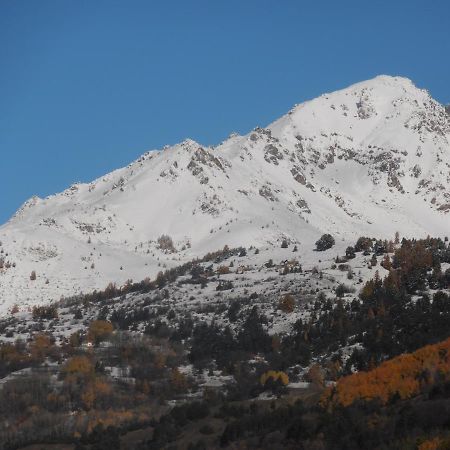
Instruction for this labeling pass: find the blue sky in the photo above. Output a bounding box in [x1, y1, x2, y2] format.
[1, 0, 449, 224]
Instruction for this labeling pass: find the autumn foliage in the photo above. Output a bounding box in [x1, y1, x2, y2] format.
[63, 355, 94, 377]
[260, 370, 289, 387]
[278, 294, 295, 313]
[87, 320, 114, 345]
[217, 265, 231, 275]
[323, 337, 450, 407]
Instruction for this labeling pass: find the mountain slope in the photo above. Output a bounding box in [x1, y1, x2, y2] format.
[1, 75, 449, 312]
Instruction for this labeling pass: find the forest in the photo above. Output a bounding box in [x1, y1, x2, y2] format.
[0, 236, 448, 449]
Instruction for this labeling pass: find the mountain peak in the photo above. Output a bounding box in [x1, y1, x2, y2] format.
[269, 74, 448, 143]
[1, 76, 448, 311]
[180, 138, 201, 148]
[339, 75, 421, 96]
[360, 74, 415, 86]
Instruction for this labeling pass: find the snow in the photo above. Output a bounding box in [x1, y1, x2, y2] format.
[0, 75, 448, 315]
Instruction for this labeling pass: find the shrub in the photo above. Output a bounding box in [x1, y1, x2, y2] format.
[306, 363, 325, 387]
[157, 234, 176, 253]
[260, 370, 289, 387]
[32, 305, 58, 320]
[217, 265, 231, 275]
[87, 320, 114, 345]
[315, 234, 335, 251]
[355, 236, 373, 252]
[335, 283, 355, 297]
[62, 355, 94, 380]
[216, 280, 234, 291]
[278, 294, 295, 313]
[346, 246, 356, 259]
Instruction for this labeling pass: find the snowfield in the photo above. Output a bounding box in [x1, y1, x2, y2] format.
[0, 75, 449, 314]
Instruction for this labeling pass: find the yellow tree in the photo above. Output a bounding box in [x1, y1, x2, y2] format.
[306, 364, 325, 388]
[63, 355, 95, 380]
[87, 320, 114, 345]
[30, 333, 52, 361]
[260, 370, 289, 386]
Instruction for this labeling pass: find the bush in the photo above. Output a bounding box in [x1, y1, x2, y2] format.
[87, 320, 114, 345]
[217, 265, 230, 275]
[32, 305, 58, 320]
[216, 280, 234, 291]
[157, 234, 176, 253]
[279, 294, 295, 313]
[335, 283, 355, 297]
[260, 370, 289, 394]
[355, 236, 373, 252]
[315, 234, 335, 251]
[346, 246, 356, 259]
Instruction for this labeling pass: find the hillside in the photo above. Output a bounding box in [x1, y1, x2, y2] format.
[0, 234, 449, 449]
[0, 75, 449, 312]
[0, 232, 448, 448]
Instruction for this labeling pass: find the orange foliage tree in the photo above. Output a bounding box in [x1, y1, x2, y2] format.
[87, 320, 114, 345]
[260, 370, 289, 387]
[63, 355, 95, 380]
[323, 337, 450, 408]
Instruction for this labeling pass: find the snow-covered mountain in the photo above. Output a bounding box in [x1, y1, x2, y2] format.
[1, 75, 449, 312]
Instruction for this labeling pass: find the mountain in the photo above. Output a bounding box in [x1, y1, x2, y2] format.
[1, 75, 449, 312]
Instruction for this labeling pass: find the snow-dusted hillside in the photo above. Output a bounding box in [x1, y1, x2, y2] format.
[1, 75, 449, 312]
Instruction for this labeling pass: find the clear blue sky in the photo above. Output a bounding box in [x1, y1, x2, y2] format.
[1, 0, 449, 224]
